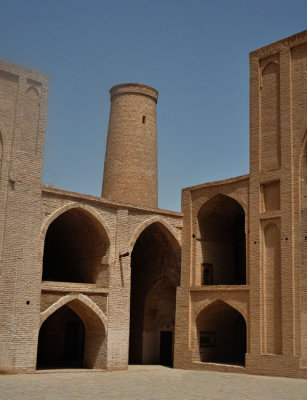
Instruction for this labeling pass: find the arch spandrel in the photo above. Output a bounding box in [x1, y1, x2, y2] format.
[129, 216, 181, 252]
[194, 299, 248, 325]
[195, 299, 247, 365]
[40, 293, 107, 333]
[39, 202, 113, 265]
[196, 193, 247, 220]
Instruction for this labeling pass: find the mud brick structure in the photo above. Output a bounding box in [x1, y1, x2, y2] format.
[0, 31, 306, 378]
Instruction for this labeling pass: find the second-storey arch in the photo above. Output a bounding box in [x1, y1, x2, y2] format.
[41, 205, 110, 285]
[197, 194, 246, 285]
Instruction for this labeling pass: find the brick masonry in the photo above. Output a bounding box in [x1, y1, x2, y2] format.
[0, 31, 306, 378]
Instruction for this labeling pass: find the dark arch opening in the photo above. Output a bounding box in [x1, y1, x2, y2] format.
[42, 208, 110, 284]
[129, 222, 180, 367]
[196, 301, 246, 366]
[198, 194, 246, 285]
[37, 305, 85, 369]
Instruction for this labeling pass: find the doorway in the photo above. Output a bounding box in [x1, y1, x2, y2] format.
[160, 331, 173, 367]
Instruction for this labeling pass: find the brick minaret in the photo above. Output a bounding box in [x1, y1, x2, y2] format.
[102, 83, 159, 208]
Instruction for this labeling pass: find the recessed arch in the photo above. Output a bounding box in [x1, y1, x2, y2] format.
[260, 61, 280, 171]
[26, 85, 40, 96]
[40, 203, 112, 254]
[194, 298, 247, 325]
[0, 131, 2, 162]
[129, 221, 181, 366]
[37, 296, 106, 369]
[195, 193, 247, 218]
[129, 216, 181, 252]
[262, 222, 282, 355]
[0, 122, 9, 166]
[261, 61, 279, 76]
[40, 204, 111, 284]
[197, 194, 246, 285]
[40, 294, 107, 331]
[300, 129, 307, 210]
[196, 300, 246, 366]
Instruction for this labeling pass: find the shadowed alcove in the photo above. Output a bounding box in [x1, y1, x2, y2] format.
[42, 208, 110, 284]
[198, 195, 246, 285]
[129, 222, 180, 367]
[37, 300, 106, 369]
[196, 300, 246, 366]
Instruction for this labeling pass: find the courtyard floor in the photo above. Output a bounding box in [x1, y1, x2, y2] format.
[0, 365, 306, 400]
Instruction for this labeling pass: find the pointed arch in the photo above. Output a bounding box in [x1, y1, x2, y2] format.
[196, 193, 247, 218]
[26, 85, 40, 96]
[37, 294, 107, 369]
[0, 131, 2, 162]
[40, 202, 112, 249]
[40, 294, 107, 332]
[262, 222, 282, 355]
[261, 61, 279, 76]
[129, 216, 181, 252]
[194, 299, 247, 325]
[195, 299, 246, 366]
[197, 194, 246, 285]
[39, 203, 112, 284]
[299, 129, 307, 210]
[129, 218, 181, 366]
[0, 122, 8, 163]
[260, 61, 280, 171]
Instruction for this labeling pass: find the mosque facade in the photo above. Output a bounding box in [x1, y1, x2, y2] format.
[0, 30, 306, 378]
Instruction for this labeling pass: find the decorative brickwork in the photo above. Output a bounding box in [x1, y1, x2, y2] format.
[0, 31, 306, 378]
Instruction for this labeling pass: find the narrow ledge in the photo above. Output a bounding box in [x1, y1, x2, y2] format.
[190, 285, 250, 292]
[41, 281, 109, 294]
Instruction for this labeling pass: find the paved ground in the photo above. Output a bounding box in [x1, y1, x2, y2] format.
[0, 365, 306, 400]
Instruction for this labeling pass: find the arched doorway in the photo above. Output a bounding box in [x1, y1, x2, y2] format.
[129, 222, 180, 366]
[196, 301, 246, 366]
[42, 208, 110, 284]
[37, 299, 106, 370]
[198, 195, 246, 285]
[37, 305, 85, 369]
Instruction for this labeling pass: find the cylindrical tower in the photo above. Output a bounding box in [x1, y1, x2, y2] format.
[102, 83, 159, 208]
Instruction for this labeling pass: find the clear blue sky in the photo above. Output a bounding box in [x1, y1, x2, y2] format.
[0, 1, 306, 211]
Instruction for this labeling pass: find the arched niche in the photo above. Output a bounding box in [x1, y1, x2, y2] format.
[129, 222, 181, 366]
[197, 194, 246, 285]
[0, 132, 2, 161]
[37, 299, 106, 369]
[42, 207, 110, 285]
[263, 223, 282, 355]
[21, 86, 40, 154]
[196, 300, 246, 366]
[301, 135, 307, 210]
[0, 131, 3, 179]
[260, 62, 280, 171]
[300, 134, 307, 361]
